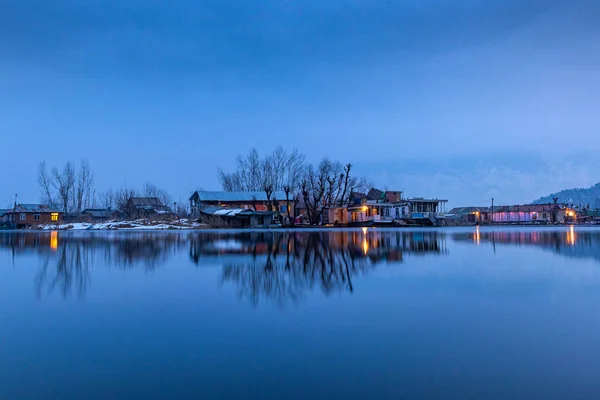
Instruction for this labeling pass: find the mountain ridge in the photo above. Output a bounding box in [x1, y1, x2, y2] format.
[533, 183, 600, 208]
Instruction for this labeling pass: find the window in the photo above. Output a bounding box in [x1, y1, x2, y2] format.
[34, 214, 41, 221]
[51, 213, 59, 222]
[20, 213, 26, 221]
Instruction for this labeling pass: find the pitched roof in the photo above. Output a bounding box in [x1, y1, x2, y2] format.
[193, 190, 287, 202]
[367, 188, 384, 201]
[129, 197, 165, 207]
[199, 206, 274, 216]
[349, 191, 367, 200]
[10, 204, 61, 213]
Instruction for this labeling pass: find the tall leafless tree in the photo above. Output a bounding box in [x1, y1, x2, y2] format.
[37, 161, 55, 205]
[52, 162, 76, 214]
[142, 183, 172, 207]
[75, 159, 94, 213]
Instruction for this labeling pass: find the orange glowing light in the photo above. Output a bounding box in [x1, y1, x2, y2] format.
[50, 231, 58, 251]
[567, 225, 576, 246]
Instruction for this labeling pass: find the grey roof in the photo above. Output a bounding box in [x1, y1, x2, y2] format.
[199, 206, 274, 217]
[193, 190, 287, 202]
[350, 191, 367, 200]
[130, 197, 165, 207]
[199, 206, 225, 215]
[367, 188, 384, 200]
[11, 204, 61, 213]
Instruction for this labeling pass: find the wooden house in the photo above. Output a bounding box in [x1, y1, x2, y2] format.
[189, 190, 287, 217]
[81, 208, 113, 222]
[198, 206, 275, 228]
[3, 204, 62, 228]
[124, 197, 173, 220]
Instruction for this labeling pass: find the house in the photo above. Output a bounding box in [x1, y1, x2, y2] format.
[578, 209, 600, 224]
[486, 203, 574, 224]
[124, 197, 173, 220]
[446, 206, 490, 225]
[405, 198, 448, 226]
[3, 204, 62, 228]
[347, 189, 410, 226]
[189, 190, 288, 217]
[81, 208, 113, 222]
[198, 206, 275, 228]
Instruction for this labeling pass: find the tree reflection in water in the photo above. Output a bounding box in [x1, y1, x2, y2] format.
[0, 232, 187, 298]
[189, 230, 448, 307]
[10, 228, 600, 303]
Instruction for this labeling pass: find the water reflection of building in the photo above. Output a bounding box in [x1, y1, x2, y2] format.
[0, 230, 448, 302]
[189, 230, 448, 307]
[0, 232, 187, 298]
[452, 229, 600, 263]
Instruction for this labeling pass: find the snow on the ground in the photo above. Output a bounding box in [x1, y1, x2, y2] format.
[40, 220, 203, 231]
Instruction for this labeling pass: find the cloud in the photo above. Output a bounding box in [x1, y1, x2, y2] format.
[363, 152, 600, 207]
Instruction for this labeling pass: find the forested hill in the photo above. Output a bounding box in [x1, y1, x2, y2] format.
[533, 183, 600, 208]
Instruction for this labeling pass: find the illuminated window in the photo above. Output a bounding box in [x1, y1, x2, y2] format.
[51, 213, 59, 222]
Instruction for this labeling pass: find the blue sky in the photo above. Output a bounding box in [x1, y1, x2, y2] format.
[1, 0, 600, 207]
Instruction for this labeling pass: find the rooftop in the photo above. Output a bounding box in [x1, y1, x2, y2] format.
[129, 197, 165, 207]
[199, 206, 274, 216]
[9, 204, 61, 213]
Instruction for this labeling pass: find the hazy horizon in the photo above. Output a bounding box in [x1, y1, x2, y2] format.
[2, 0, 599, 208]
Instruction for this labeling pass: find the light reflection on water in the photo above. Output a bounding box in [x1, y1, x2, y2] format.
[2, 228, 600, 399]
[1, 228, 600, 301]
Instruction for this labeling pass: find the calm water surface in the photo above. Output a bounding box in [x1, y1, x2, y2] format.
[2, 227, 600, 399]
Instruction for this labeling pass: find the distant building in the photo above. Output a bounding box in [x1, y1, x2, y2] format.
[3, 204, 62, 228]
[189, 190, 287, 217]
[124, 197, 173, 220]
[446, 206, 490, 225]
[81, 208, 113, 222]
[486, 203, 573, 224]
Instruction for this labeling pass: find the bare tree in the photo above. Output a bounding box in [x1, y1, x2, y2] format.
[142, 183, 172, 207]
[75, 159, 94, 213]
[37, 161, 55, 205]
[99, 189, 115, 210]
[115, 187, 136, 210]
[52, 162, 76, 214]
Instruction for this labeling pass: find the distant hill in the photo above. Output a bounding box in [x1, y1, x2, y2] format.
[533, 183, 600, 209]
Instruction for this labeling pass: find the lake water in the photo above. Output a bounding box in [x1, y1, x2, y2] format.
[2, 227, 600, 399]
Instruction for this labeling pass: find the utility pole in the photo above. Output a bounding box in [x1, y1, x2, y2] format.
[12, 194, 17, 229]
[491, 197, 494, 225]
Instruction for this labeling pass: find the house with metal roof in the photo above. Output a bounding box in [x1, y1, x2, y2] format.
[198, 205, 275, 228]
[189, 190, 287, 217]
[81, 208, 113, 222]
[3, 204, 63, 228]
